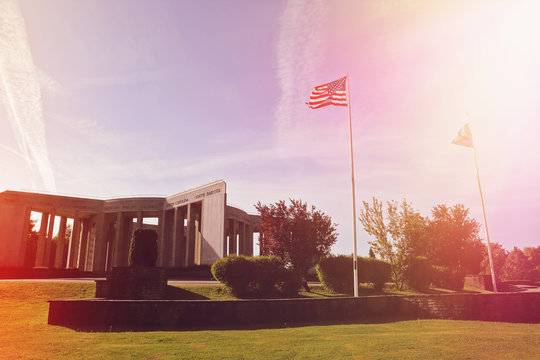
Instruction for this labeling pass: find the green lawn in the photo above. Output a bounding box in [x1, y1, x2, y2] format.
[1, 282, 539, 360]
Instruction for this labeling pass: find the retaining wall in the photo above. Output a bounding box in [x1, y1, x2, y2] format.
[48, 292, 540, 330]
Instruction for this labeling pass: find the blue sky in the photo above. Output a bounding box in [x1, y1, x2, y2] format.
[1, 0, 539, 255]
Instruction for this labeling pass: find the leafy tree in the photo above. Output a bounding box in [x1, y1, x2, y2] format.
[255, 199, 337, 290]
[425, 204, 484, 274]
[481, 242, 507, 280]
[358, 198, 426, 289]
[502, 247, 532, 281]
[524, 246, 540, 281]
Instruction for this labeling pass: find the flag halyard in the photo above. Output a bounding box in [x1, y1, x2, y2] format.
[307, 76, 348, 109]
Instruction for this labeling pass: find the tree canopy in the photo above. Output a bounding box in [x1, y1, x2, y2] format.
[359, 198, 486, 289]
[425, 204, 484, 274]
[255, 199, 337, 285]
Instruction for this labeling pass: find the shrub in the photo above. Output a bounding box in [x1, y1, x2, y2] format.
[211, 255, 301, 298]
[316, 255, 353, 293]
[405, 256, 433, 291]
[361, 258, 392, 290]
[432, 266, 465, 290]
[316, 255, 391, 293]
[128, 228, 158, 267]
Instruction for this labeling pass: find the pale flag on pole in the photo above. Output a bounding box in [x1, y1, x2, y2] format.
[451, 122, 498, 292]
[452, 123, 473, 148]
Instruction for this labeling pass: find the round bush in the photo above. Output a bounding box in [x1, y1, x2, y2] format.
[128, 228, 158, 267]
[316, 255, 353, 293]
[211, 255, 300, 298]
[362, 258, 391, 290]
[316, 255, 391, 293]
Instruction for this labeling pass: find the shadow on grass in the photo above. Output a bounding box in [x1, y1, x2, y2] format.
[165, 285, 209, 300]
[61, 316, 421, 333]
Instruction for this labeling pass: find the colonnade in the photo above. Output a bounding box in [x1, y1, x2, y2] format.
[1, 181, 259, 270]
[25, 209, 92, 270]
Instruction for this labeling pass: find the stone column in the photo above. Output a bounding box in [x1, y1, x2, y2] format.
[69, 214, 82, 268]
[137, 211, 143, 228]
[78, 218, 90, 270]
[194, 213, 202, 265]
[228, 219, 237, 256]
[245, 225, 254, 256]
[43, 211, 56, 267]
[54, 216, 67, 268]
[238, 222, 246, 255]
[92, 213, 107, 272]
[35, 212, 49, 267]
[157, 211, 166, 266]
[112, 212, 124, 267]
[173, 206, 187, 267]
[186, 204, 196, 266]
[17, 207, 31, 267]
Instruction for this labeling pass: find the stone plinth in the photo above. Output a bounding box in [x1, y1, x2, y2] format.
[95, 266, 167, 300]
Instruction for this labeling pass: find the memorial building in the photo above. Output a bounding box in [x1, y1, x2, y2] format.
[0, 180, 259, 271]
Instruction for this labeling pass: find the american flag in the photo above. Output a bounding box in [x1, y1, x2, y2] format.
[307, 76, 348, 109]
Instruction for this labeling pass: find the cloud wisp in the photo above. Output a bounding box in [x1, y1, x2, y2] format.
[275, 0, 327, 152]
[0, 0, 56, 192]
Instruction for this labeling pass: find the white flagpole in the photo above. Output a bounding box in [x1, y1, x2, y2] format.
[470, 127, 498, 292]
[346, 73, 359, 297]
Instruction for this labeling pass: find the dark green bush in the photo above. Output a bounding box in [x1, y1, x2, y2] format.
[316, 255, 391, 293]
[361, 257, 392, 290]
[316, 255, 353, 293]
[128, 228, 158, 267]
[405, 256, 433, 291]
[211, 255, 301, 298]
[432, 266, 465, 290]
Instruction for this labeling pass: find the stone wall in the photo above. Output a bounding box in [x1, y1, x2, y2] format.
[48, 292, 540, 330]
[464, 275, 494, 291]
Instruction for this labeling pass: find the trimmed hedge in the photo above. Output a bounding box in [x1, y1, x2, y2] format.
[211, 255, 301, 298]
[316, 255, 391, 293]
[128, 228, 158, 267]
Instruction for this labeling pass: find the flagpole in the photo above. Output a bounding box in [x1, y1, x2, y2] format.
[470, 125, 498, 293]
[346, 73, 359, 298]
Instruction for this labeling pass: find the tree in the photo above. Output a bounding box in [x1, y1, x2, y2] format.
[358, 198, 426, 289]
[425, 204, 484, 274]
[481, 242, 507, 280]
[502, 247, 533, 281]
[523, 246, 540, 281]
[255, 199, 337, 290]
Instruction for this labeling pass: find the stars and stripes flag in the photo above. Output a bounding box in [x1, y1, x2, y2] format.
[452, 123, 473, 148]
[306, 76, 348, 109]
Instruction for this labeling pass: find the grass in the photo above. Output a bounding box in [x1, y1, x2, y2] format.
[1, 281, 539, 359]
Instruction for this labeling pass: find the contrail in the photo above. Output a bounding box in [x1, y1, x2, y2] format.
[275, 0, 327, 151]
[0, 0, 56, 192]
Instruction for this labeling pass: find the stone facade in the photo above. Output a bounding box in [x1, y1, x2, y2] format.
[0, 180, 259, 271]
